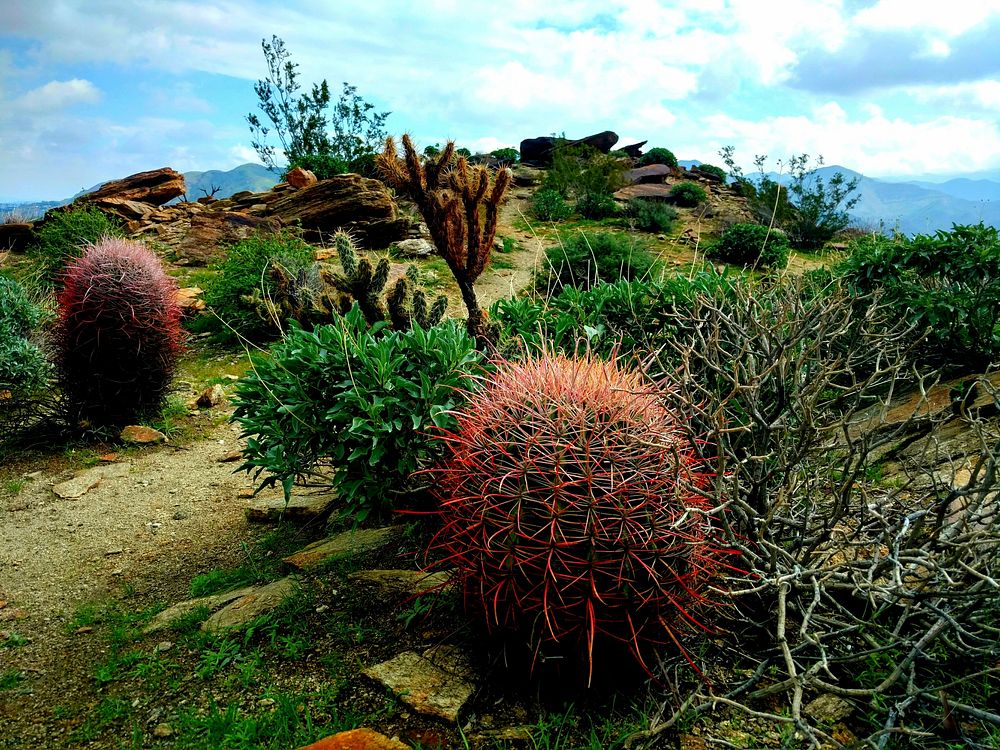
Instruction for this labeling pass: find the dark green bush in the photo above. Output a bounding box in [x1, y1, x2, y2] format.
[709, 223, 789, 270]
[537, 231, 656, 293]
[202, 230, 317, 340]
[670, 182, 707, 207]
[490, 147, 519, 163]
[626, 199, 677, 233]
[233, 306, 481, 521]
[542, 145, 626, 199]
[575, 192, 619, 220]
[286, 153, 347, 180]
[639, 147, 678, 168]
[838, 223, 1000, 368]
[697, 164, 726, 182]
[530, 188, 573, 222]
[30, 205, 125, 283]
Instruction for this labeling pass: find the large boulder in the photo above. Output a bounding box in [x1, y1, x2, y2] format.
[519, 131, 620, 166]
[169, 211, 280, 265]
[0, 223, 35, 253]
[77, 167, 186, 207]
[267, 174, 408, 247]
[572, 130, 619, 153]
[622, 164, 673, 185]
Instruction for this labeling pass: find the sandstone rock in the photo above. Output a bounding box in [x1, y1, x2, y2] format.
[91, 197, 157, 222]
[52, 471, 104, 499]
[363, 649, 476, 722]
[143, 586, 259, 633]
[394, 238, 434, 258]
[622, 164, 672, 185]
[572, 130, 619, 153]
[282, 526, 405, 571]
[169, 211, 280, 265]
[614, 184, 674, 202]
[175, 286, 205, 313]
[201, 577, 298, 632]
[615, 140, 648, 159]
[804, 693, 854, 723]
[519, 136, 560, 165]
[120, 425, 167, 444]
[0, 222, 35, 253]
[77, 167, 185, 206]
[267, 174, 408, 248]
[511, 165, 543, 187]
[294, 728, 409, 750]
[286, 167, 319, 189]
[246, 493, 337, 523]
[152, 723, 174, 738]
[349, 569, 453, 596]
[196, 384, 226, 408]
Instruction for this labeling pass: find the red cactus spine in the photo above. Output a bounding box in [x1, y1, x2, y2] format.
[57, 237, 183, 428]
[427, 353, 732, 682]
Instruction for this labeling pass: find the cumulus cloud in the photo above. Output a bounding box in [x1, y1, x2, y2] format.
[15, 78, 101, 111]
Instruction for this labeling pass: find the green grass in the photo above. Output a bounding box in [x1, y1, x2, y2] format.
[0, 670, 25, 691]
[2, 478, 25, 494]
[0, 631, 29, 648]
[188, 526, 304, 598]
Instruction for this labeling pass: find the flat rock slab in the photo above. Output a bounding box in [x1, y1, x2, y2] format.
[143, 585, 259, 634]
[349, 569, 453, 597]
[52, 472, 104, 500]
[614, 184, 674, 201]
[294, 728, 409, 749]
[246, 492, 338, 523]
[201, 576, 298, 632]
[363, 648, 476, 722]
[120, 425, 168, 444]
[282, 526, 404, 571]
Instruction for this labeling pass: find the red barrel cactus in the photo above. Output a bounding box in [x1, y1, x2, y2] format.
[427, 353, 732, 682]
[57, 237, 183, 428]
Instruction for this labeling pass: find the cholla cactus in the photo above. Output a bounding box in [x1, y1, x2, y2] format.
[377, 135, 511, 345]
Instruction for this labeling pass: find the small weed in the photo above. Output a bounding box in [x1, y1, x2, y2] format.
[0, 670, 24, 691]
[397, 596, 433, 629]
[1, 631, 29, 648]
[490, 255, 517, 271]
[3, 478, 25, 494]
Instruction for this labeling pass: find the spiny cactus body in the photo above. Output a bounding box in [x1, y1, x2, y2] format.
[377, 135, 511, 345]
[57, 237, 183, 428]
[427, 353, 731, 682]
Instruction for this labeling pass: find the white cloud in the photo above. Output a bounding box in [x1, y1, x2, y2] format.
[853, 0, 1000, 36]
[910, 80, 1000, 112]
[15, 79, 101, 112]
[701, 105, 1000, 176]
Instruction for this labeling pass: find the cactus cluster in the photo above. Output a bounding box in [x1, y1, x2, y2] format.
[377, 135, 511, 344]
[56, 237, 183, 428]
[427, 353, 732, 682]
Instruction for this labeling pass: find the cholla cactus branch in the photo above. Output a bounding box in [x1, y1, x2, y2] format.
[377, 135, 511, 346]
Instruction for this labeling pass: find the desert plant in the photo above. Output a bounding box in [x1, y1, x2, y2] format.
[426, 353, 731, 681]
[377, 136, 512, 345]
[543, 144, 626, 200]
[639, 147, 678, 168]
[669, 182, 706, 207]
[709, 222, 789, 270]
[696, 163, 726, 182]
[538, 231, 655, 293]
[625, 199, 677, 233]
[247, 36, 389, 175]
[233, 306, 481, 520]
[490, 147, 519, 164]
[575, 191, 619, 220]
[30, 205, 125, 283]
[0, 275, 50, 396]
[838, 222, 1000, 368]
[203, 230, 316, 339]
[56, 238, 183, 429]
[530, 189, 573, 222]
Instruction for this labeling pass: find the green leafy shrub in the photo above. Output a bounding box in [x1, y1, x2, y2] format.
[286, 153, 347, 180]
[233, 306, 481, 521]
[530, 188, 573, 222]
[697, 163, 726, 181]
[538, 232, 655, 293]
[428, 352, 729, 680]
[56, 238, 183, 428]
[30, 205, 125, 283]
[638, 147, 677, 168]
[542, 145, 625, 199]
[709, 222, 789, 270]
[0, 276, 50, 395]
[203, 230, 317, 340]
[490, 147, 519, 163]
[626, 199, 677, 233]
[669, 182, 707, 207]
[838, 223, 1000, 367]
[575, 191, 619, 220]
[494, 271, 737, 360]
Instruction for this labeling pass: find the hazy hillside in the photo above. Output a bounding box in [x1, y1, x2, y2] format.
[908, 178, 1000, 203]
[178, 163, 277, 200]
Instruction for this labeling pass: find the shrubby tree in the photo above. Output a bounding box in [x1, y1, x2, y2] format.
[246, 36, 389, 179]
[720, 146, 859, 249]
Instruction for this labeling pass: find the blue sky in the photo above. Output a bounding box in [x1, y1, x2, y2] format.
[3, 0, 1000, 200]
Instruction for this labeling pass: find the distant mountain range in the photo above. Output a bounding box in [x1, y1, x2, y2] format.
[5, 162, 1000, 236]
